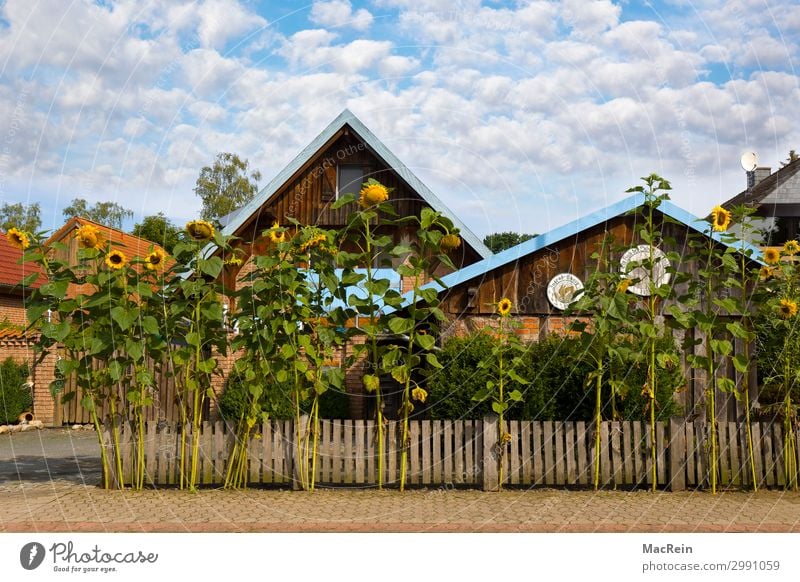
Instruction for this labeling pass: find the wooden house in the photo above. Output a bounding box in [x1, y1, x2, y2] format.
[409, 194, 765, 423]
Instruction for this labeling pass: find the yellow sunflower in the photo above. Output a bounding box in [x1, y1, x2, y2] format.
[144, 248, 167, 271]
[105, 249, 127, 270]
[777, 298, 798, 319]
[6, 227, 29, 250]
[759, 266, 774, 280]
[411, 387, 427, 403]
[359, 182, 389, 208]
[268, 222, 286, 244]
[299, 232, 327, 252]
[497, 298, 512, 316]
[710, 205, 732, 232]
[617, 279, 631, 293]
[783, 240, 800, 256]
[74, 223, 102, 249]
[185, 219, 214, 241]
[440, 233, 462, 251]
[501, 432, 513, 444]
[763, 247, 781, 265]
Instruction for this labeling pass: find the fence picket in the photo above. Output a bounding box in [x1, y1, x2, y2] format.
[543, 421, 554, 485]
[773, 424, 784, 488]
[464, 421, 474, 485]
[410, 421, 421, 485]
[576, 421, 587, 485]
[444, 421, 453, 484]
[610, 422, 622, 487]
[521, 421, 532, 485]
[432, 420, 442, 484]
[762, 422, 775, 487]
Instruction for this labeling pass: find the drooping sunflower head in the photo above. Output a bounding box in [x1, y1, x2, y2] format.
[74, 223, 102, 249]
[144, 248, 167, 271]
[6, 227, 30, 250]
[439, 233, 462, 251]
[783, 240, 800, 256]
[105, 249, 127, 270]
[359, 181, 389, 208]
[411, 387, 428, 403]
[763, 247, 781, 265]
[298, 230, 327, 253]
[617, 278, 631, 293]
[710, 205, 732, 232]
[497, 297, 512, 317]
[777, 298, 798, 319]
[268, 222, 286, 244]
[185, 219, 214, 241]
[759, 266, 774, 280]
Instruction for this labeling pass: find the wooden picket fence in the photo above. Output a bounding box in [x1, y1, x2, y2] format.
[101, 417, 800, 490]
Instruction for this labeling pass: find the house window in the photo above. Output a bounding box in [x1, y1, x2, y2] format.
[337, 165, 365, 199]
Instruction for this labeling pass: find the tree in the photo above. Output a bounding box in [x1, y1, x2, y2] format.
[194, 152, 262, 222]
[482, 231, 537, 253]
[132, 213, 181, 253]
[63, 198, 133, 229]
[1, 202, 41, 233]
[781, 150, 799, 167]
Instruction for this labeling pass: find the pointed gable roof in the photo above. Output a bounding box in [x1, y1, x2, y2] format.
[221, 109, 492, 259]
[724, 156, 800, 209]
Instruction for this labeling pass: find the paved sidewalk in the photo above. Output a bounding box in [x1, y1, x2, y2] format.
[2, 483, 800, 533]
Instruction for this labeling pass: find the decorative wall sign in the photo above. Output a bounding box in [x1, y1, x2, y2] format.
[546, 273, 583, 310]
[619, 244, 671, 296]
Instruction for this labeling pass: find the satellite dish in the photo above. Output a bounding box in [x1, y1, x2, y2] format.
[741, 151, 758, 172]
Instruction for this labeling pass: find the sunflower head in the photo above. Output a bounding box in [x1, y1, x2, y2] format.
[439, 233, 462, 251]
[185, 220, 214, 241]
[74, 224, 102, 249]
[298, 231, 327, 253]
[411, 387, 427, 403]
[777, 298, 798, 319]
[763, 247, 781, 265]
[501, 432, 513, 444]
[497, 298, 512, 317]
[617, 279, 631, 293]
[268, 222, 286, 244]
[105, 249, 127, 270]
[710, 205, 732, 232]
[144, 248, 167, 271]
[359, 181, 390, 208]
[783, 240, 800, 256]
[6, 227, 30, 250]
[759, 266, 774, 280]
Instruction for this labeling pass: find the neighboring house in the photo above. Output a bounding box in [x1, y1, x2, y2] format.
[0, 230, 55, 423]
[409, 194, 764, 423]
[723, 157, 800, 244]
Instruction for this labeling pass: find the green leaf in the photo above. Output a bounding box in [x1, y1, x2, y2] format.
[107, 360, 124, 381]
[39, 280, 69, 299]
[415, 333, 436, 350]
[387, 317, 414, 335]
[363, 374, 380, 393]
[331, 192, 357, 209]
[110, 306, 137, 331]
[197, 358, 216, 373]
[198, 256, 223, 278]
[472, 386, 493, 402]
[732, 354, 750, 374]
[725, 322, 752, 341]
[425, 353, 444, 369]
[507, 369, 527, 384]
[141, 316, 160, 336]
[508, 390, 523, 402]
[391, 365, 410, 384]
[492, 401, 508, 414]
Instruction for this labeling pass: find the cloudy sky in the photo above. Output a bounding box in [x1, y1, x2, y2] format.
[0, 0, 798, 239]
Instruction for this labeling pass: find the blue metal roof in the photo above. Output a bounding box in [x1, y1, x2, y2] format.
[219, 109, 492, 260]
[396, 193, 765, 305]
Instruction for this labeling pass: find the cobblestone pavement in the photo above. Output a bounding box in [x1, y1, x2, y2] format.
[2, 483, 800, 533]
[3, 430, 800, 533]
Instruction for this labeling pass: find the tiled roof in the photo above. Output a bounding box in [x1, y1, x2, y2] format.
[724, 157, 800, 208]
[0, 327, 36, 340]
[0, 231, 47, 290]
[44, 216, 166, 257]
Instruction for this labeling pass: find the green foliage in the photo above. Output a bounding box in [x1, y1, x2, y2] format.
[194, 152, 262, 221]
[62, 198, 133, 229]
[132, 213, 181, 253]
[482, 231, 537, 253]
[0, 358, 32, 424]
[1, 202, 41, 233]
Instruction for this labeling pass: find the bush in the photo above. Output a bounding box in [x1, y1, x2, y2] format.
[426, 332, 681, 421]
[0, 358, 32, 424]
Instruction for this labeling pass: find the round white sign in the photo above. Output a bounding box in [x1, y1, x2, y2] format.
[619, 244, 671, 296]
[546, 273, 584, 310]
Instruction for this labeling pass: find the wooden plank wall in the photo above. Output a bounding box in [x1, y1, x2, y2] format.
[103, 418, 800, 490]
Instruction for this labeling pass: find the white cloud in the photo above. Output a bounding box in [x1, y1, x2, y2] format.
[309, 0, 374, 31]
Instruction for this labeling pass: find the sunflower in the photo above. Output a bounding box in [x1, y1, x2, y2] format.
[617, 279, 631, 293]
[144, 248, 167, 271]
[439, 233, 462, 251]
[74, 223, 102, 249]
[268, 222, 286, 244]
[759, 266, 774, 280]
[299, 232, 327, 252]
[783, 240, 800, 256]
[710, 205, 732, 232]
[359, 182, 389, 208]
[763, 247, 781, 265]
[501, 432, 513, 444]
[411, 387, 427, 403]
[497, 298, 512, 316]
[185, 219, 214, 241]
[105, 249, 127, 270]
[6, 227, 29, 250]
[777, 298, 798, 319]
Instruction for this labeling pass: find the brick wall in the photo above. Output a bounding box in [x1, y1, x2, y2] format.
[0, 335, 57, 425]
[0, 294, 27, 327]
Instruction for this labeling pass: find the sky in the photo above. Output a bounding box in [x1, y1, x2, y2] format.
[0, 0, 798, 239]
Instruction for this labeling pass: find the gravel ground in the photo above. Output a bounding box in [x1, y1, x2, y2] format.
[0, 428, 101, 486]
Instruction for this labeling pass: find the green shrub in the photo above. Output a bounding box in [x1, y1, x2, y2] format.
[0, 358, 32, 424]
[426, 332, 681, 421]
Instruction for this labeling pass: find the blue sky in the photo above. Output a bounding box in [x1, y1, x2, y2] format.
[0, 0, 798, 238]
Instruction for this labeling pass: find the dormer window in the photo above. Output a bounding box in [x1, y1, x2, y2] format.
[337, 165, 365, 199]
